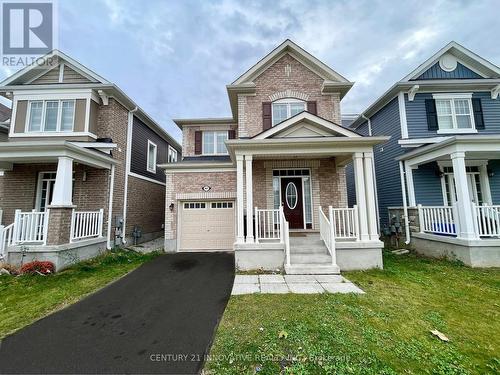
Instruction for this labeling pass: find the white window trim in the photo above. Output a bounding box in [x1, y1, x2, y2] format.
[202, 131, 229, 155]
[271, 98, 306, 126]
[168, 145, 178, 163]
[147, 140, 158, 173]
[25, 99, 76, 133]
[432, 93, 477, 134]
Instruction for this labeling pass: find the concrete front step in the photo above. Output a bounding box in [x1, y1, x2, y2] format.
[289, 239, 325, 248]
[285, 263, 340, 275]
[290, 246, 328, 255]
[290, 254, 332, 264]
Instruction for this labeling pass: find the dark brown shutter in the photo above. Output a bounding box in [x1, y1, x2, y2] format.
[472, 98, 485, 129]
[425, 99, 438, 131]
[262, 102, 272, 130]
[194, 131, 202, 155]
[228, 129, 236, 139]
[307, 101, 317, 115]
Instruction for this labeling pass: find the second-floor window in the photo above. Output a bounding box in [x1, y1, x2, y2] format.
[27, 100, 75, 132]
[168, 145, 178, 163]
[203, 131, 228, 155]
[434, 94, 475, 133]
[147, 140, 157, 173]
[272, 98, 306, 126]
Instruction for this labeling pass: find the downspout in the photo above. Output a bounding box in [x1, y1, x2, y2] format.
[121, 106, 138, 244]
[107, 164, 116, 250]
[361, 114, 372, 136]
[399, 161, 411, 244]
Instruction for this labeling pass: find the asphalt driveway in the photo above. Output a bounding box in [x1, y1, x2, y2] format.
[0, 252, 235, 374]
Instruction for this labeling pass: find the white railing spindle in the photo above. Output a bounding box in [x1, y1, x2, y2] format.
[70, 209, 104, 242]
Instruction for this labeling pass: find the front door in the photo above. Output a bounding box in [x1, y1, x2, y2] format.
[281, 177, 304, 229]
[36, 172, 57, 212]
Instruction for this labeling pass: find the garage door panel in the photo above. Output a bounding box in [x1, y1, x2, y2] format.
[180, 201, 235, 251]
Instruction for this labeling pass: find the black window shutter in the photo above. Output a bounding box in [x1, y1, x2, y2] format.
[194, 131, 202, 155]
[262, 102, 272, 130]
[472, 98, 485, 129]
[425, 99, 438, 131]
[228, 129, 236, 139]
[306, 101, 317, 115]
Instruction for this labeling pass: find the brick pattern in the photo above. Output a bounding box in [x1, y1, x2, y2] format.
[46, 208, 73, 245]
[164, 171, 237, 239]
[240, 54, 341, 137]
[182, 124, 237, 158]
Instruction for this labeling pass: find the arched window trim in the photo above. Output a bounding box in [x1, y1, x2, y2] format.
[271, 98, 306, 126]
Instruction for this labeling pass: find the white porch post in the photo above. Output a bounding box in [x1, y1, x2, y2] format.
[451, 152, 477, 239]
[404, 161, 416, 207]
[245, 155, 254, 243]
[363, 152, 379, 241]
[236, 154, 245, 244]
[51, 156, 74, 207]
[353, 152, 369, 241]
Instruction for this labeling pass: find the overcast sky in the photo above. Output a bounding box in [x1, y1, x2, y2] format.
[2, 0, 499, 141]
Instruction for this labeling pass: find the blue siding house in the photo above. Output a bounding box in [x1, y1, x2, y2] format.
[348, 41, 500, 267]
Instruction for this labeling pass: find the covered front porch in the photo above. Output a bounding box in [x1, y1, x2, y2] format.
[399, 135, 500, 267]
[226, 134, 388, 273]
[0, 141, 116, 269]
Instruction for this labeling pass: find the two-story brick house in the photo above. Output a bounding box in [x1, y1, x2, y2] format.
[0, 50, 181, 269]
[348, 41, 500, 267]
[161, 40, 388, 273]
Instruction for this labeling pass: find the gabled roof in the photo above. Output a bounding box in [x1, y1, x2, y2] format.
[351, 41, 500, 128]
[402, 41, 500, 81]
[232, 39, 351, 85]
[0, 50, 110, 86]
[253, 111, 361, 140]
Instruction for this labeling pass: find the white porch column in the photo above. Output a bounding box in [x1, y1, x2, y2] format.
[353, 152, 369, 241]
[451, 152, 477, 239]
[245, 155, 254, 243]
[51, 156, 74, 207]
[404, 161, 416, 207]
[363, 152, 379, 241]
[236, 154, 245, 244]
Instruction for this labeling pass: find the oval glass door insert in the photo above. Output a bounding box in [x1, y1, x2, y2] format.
[286, 182, 298, 209]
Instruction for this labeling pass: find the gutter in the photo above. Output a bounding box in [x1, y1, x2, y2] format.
[121, 106, 138, 244]
[399, 161, 411, 244]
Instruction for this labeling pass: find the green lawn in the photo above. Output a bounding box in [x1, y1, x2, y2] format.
[0, 250, 158, 339]
[207, 252, 500, 374]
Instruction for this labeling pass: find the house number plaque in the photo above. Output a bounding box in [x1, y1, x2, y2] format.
[202, 185, 211, 192]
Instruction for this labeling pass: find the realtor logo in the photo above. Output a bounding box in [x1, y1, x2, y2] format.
[1, 0, 57, 67]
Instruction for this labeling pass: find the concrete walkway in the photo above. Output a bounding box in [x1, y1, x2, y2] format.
[232, 274, 364, 295]
[127, 237, 164, 253]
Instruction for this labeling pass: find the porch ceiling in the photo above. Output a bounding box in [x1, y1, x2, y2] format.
[0, 140, 116, 170]
[398, 135, 500, 167]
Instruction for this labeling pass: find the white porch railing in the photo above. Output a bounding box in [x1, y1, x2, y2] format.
[319, 207, 337, 265]
[473, 203, 500, 237]
[15, 210, 50, 244]
[70, 209, 104, 242]
[279, 207, 291, 267]
[255, 208, 281, 242]
[417, 204, 458, 236]
[0, 223, 14, 259]
[331, 205, 359, 240]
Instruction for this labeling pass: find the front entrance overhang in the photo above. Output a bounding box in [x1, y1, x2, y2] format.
[397, 135, 500, 168]
[0, 140, 117, 170]
[226, 136, 390, 166]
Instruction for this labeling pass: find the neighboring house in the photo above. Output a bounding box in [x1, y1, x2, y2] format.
[0, 50, 181, 269]
[0, 103, 11, 142]
[161, 40, 388, 273]
[348, 41, 500, 267]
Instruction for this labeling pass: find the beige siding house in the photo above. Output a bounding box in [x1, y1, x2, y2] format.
[161, 40, 389, 273]
[0, 50, 180, 269]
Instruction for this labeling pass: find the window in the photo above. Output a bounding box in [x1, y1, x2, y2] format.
[203, 131, 228, 155]
[211, 202, 233, 209]
[184, 202, 206, 209]
[434, 94, 475, 133]
[272, 98, 306, 126]
[27, 100, 76, 132]
[147, 140, 157, 173]
[440, 165, 489, 206]
[168, 146, 178, 163]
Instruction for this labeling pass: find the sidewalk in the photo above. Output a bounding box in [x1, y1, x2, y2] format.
[232, 274, 364, 295]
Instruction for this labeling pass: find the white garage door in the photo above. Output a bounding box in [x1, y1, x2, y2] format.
[179, 201, 235, 251]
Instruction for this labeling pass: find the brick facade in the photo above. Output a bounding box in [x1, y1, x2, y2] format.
[241, 54, 341, 138]
[164, 171, 237, 240]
